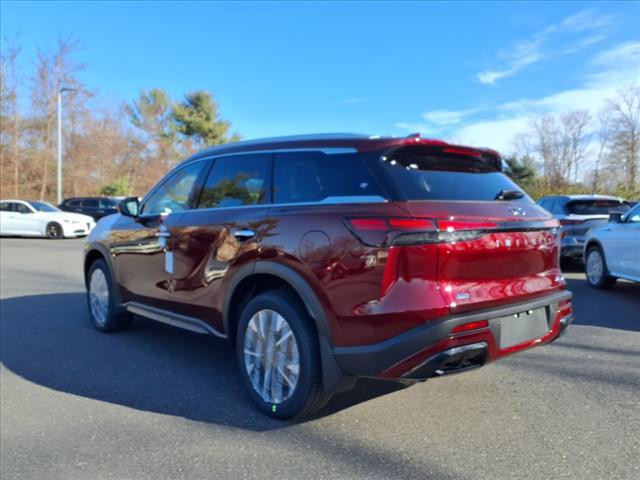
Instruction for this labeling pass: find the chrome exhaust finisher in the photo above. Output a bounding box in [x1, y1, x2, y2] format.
[402, 342, 488, 380]
[558, 314, 574, 337]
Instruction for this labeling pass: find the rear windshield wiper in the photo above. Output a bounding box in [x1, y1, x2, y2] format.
[495, 189, 524, 201]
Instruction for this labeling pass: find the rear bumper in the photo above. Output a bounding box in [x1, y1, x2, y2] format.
[561, 237, 585, 259]
[331, 290, 573, 380]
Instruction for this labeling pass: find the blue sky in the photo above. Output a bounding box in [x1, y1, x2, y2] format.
[1, 1, 639, 153]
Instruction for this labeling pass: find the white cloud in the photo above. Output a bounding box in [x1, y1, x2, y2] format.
[562, 9, 616, 32]
[478, 39, 544, 85]
[421, 108, 479, 125]
[399, 41, 640, 154]
[477, 8, 618, 85]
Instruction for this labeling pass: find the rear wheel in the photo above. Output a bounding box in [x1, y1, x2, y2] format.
[87, 259, 132, 332]
[45, 222, 63, 239]
[585, 246, 616, 289]
[236, 290, 331, 419]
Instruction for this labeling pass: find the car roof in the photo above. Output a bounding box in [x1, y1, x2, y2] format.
[186, 133, 501, 162]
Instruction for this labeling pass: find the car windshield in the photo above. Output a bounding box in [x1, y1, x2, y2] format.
[567, 199, 630, 215]
[28, 201, 61, 212]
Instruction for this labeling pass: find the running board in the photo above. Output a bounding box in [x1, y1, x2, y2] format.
[124, 302, 227, 339]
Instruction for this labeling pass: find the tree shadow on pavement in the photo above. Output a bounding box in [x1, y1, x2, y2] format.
[0, 292, 406, 431]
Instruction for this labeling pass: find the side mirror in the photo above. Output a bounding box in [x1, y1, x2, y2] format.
[609, 212, 623, 223]
[119, 197, 140, 218]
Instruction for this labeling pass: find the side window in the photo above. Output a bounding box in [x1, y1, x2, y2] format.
[15, 203, 32, 214]
[198, 154, 270, 209]
[142, 161, 205, 215]
[82, 199, 99, 208]
[626, 205, 640, 223]
[67, 199, 81, 207]
[100, 199, 117, 208]
[273, 152, 384, 204]
[539, 199, 548, 210]
[0, 202, 10, 212]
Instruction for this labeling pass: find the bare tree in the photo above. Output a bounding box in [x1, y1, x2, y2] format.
[559, 110, 591, 184]
[31, 38, 86, 200]
[0, 39, 22, 197]
[605, 85, 640, 191]
[592, 108, 612, 192]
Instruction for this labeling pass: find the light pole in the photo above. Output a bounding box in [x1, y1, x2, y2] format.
[57, 87, 76, 205]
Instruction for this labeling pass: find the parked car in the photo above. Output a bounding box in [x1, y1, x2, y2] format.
[584, 203, 640, 288]
[83, 133, 573, 419]
[537, 195, 631, 262]
[59, 196, 123, 220]
[0, 199, 95, 238]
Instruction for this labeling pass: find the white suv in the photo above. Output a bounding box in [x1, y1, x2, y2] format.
[584, 203, 640, 288]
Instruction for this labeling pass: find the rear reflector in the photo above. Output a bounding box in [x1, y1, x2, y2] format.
[451, 320, 489, 334]
[560, 219, 584, 226]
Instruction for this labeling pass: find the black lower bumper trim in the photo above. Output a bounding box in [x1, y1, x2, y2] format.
[333, 290, 572, 378]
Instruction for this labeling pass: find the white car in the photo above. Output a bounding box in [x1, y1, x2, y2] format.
[0, 199, 96, 239]
[584, 203, 640, 288]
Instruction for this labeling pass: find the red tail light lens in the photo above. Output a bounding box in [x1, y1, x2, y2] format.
[346, 217, 496, 246]
[451, 320, 489, 334]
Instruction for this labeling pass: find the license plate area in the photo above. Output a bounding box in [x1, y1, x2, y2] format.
[497, 307, 550, 349]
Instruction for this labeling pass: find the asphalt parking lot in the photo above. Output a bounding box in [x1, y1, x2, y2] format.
[1, 237, 638, 480]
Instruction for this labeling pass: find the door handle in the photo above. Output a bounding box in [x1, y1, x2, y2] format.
[155, 231, 171, 238]
[232, 229, 256, 241]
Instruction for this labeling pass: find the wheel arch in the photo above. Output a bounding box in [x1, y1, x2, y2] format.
[223, 261, 331, 343]
[223, 261, 354, 394]
[84, 243, 123, 305]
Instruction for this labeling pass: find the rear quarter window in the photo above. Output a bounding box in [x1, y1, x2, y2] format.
[273, 152, 385, 204]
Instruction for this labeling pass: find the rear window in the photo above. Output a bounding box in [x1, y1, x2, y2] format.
[382, 146, 528, 202]
[273, 152, 384, 204]
[567, 200, 630, 215]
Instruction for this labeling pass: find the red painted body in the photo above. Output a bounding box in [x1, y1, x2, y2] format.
[85, 134, 572, 383]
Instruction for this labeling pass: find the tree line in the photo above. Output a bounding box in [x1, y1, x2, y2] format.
[1, 38, 639, 203]
[506, 85, 640, 200]
[0, 39, 238, 201]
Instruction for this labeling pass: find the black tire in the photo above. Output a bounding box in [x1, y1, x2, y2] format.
[45, 222, 63, 239]
[585, 246, 617, 290]
[236, 290, 331, 419]
[86, 258, 132, 332]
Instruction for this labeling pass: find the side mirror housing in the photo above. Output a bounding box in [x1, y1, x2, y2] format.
[119, 197, 140, 218]
[609, 212, 623, 223]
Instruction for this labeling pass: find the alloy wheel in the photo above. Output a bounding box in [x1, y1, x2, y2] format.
[89, 268, 109, 326]
[243, 309, 300, 404]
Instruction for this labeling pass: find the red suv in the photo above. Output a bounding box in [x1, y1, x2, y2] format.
[84, 134, 574, 418]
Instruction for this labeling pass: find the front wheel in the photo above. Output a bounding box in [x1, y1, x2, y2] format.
[87, 259, 132, 332]
[585, 246, 617, 289]
[45, 222, 63, 239]
[236, 291, 331, 419]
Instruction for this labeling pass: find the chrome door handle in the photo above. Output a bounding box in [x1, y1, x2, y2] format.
[232, 229, 256, 241]
[155, 231, 171, 238]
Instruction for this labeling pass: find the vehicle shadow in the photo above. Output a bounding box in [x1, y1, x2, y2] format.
[0, 292, 405, 431]
[565, 277, 639, 331]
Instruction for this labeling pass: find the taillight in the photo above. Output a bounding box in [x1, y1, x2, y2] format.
[346, 217, 495, 247]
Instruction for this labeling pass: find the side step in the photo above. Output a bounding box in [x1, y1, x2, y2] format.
[124, 302, 227, 338]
